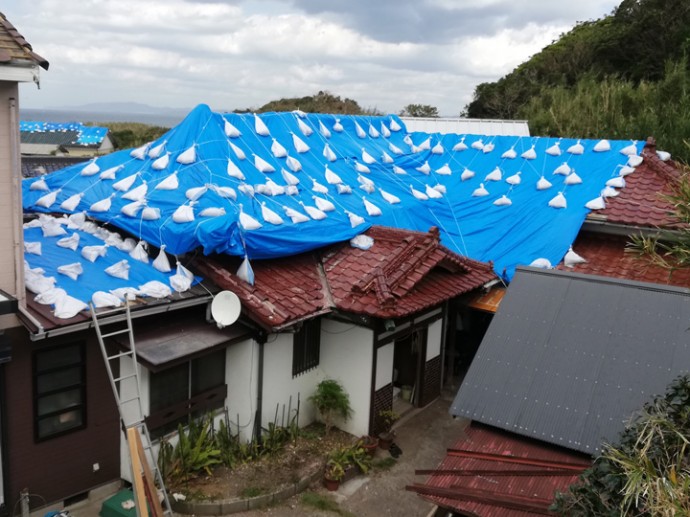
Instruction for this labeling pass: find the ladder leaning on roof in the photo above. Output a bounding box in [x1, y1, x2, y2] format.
[90, 301, 173, 517]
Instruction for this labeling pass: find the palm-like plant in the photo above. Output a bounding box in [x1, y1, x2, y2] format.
[309, 379, 352, 434]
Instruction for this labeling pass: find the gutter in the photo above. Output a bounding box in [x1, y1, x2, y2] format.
[26, 295, 213, 341]
[582, 219, 682, 239]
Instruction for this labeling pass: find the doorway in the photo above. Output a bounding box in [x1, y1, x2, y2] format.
[392, 328, 426, 412]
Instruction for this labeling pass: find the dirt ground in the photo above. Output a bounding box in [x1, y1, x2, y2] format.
[231, 386, 469, 517]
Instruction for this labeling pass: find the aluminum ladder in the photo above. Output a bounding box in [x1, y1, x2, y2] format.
[90, 301, 173, 517]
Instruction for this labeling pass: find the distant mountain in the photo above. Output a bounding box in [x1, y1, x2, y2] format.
[65, 102, 191, 116]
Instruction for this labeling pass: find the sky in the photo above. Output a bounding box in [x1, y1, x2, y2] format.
[5, 0, 620, 116]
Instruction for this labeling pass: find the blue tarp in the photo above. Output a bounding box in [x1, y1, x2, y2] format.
[21, 121, 108, 145]
[22, 104, 643, 281]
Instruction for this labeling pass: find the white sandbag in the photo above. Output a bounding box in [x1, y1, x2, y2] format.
[482, 142, 495, 154]
[224, 120, 241, 138]
[260, 203, 284, 225]
[153, 245, 172, 273]
[472, 183, 489, 197]
[493, 195, 512, 206]
[545, 141, 561, 156]
[506, 171, 521, 185]
[379, 188, 400, 204]
[564, 247, 587, 267]
[110, 287, 140, 301]
[565, 172, 583, 185]
[433, 183, 447, 194]
[567, 140, 584, 155]
[285, 156, 302, 172]
[300, 202, 327, 220]
[129, 241, 149, 263]
[254, 114, 270, 136]
[279, 169, 299, 187]
[138, 280, 172, 299]
[620, 141, 638, 156]
[381, 152, 394, 164]
[122, 181, 148, 201]
[627, 155, 643, 167]
[548, 192, 567, 208]
[380, 122, 391, 138]
[355, 162, 371, 174]
[130, 143, 150, 160]
[271, 139, 288, 158]
[185, 185, 208, 201]
[26, 274, 56, 295]
[368, 124, 379, 138]
[35, 287, 66, 305]
[351, 234, 374, 250]
[416, 161, 431, 175]
[389, 118, 402, 131]
[393, 165, 407, 175]
[120, 238, 137, 252]
[152, 152, 170, 170]
[363, 198, 381, 216]
[199, 207, 226, 217]
[176, 144, 196, 164]
[229, 141, 246, 160]
[602, 186, 620, 198]
[90, 194, 115, 213]
[319, 120, 331, 139]
[237, 183, 255, 197]
[57, 262, 83, 281]
[100, 165, 123, 180]
[148, 140, 167, 159]
[24, 241, 42, 255]
[170, 262, 194, 293]
[92, 291, 123, 308]
[354, 121, 366, 139]
[292, 133, 310, 153]
[501, 148, 517, 159]
[236, 256, 255, 285]
[346, 211, 365, 228]
[333, 118, 344, 132]
[283, 206, 309, 224]
[593, 139, 610, 152]
[254, 154, 275, 173]
[553, 163, 571, 175]
[297, 118, 313, 136]
[425, 185, 442, 199]
[60, 192, 84, 211]
[42, 219, 67, 237]
[362, 149, 376, 164]
[389, 142, 404, 155]
[324, 167, 342, 185]
[536, 176, 552, 190]
[313, 196, 335, 212]
[585, 195, 606, 210]
[453, 138, 468, 152]
[336, 184, 352, 194]
[529, 258, 552, 269]
[82, 233, 115, 257]
[172, 203, 196, 223]
[156, 172, 179, 190]
[113, 173, 138, 192]
[432, 142, 444, 155]
[417, 137, 432, 151]
[410, 185, 428, 200]
[521, 146, 537, 160]
[657, 150, 671, 161]
[213, 185, 237, 200]
[323, 144, 337, 162]
[30, 176, 49, 191]
[284, 184, 298, 196]
[81, 221, 98, 234]
[225, 159, 245, 180]
[485, 167, 502, 182]
[436, 164, 452, 175]
[619, 165, 635, 177]
[36, 189, 60, 209]
[81, 159, 100, 176]
[142, 206, 161, 220]
[57, 232, 80, 251]
[461, 168, 475, 181]
[67, 211, 87, 230]
[471, 139, 484, 150]
[239, 205, 262, 230]
[606, 176, 626, 188]
[54, 295, 88, 319]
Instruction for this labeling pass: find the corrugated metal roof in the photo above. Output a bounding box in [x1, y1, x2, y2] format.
[451, 267, 690, 455]
[412, 424, 589, 517]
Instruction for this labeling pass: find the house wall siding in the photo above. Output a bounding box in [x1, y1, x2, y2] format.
[319, 320, 373, 437]
[224, 337, 258, 443]
[5, 329, 120, 509]
[0, 82, 22, 310]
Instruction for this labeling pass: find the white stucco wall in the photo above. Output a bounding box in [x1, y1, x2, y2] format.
[225, 337, 259, 443]
[262, 332, 320, 430]
[375, 343, 394, 390]
[426, 319, 443, 361]
[319, 320, 374, 437]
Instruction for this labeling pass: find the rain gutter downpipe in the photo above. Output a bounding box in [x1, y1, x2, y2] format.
[253, 332, 267, 445]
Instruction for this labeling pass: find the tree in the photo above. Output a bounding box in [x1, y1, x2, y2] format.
[551, 375, 690, 516]
[237, 91, 368, 115]
[399, 104, 439, 118]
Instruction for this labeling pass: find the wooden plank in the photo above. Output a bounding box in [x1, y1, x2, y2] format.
[132, 429, 165, 517]
[127, 427, 149, 517]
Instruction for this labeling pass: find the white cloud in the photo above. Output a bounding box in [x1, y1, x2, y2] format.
[6, 0, 619, 116]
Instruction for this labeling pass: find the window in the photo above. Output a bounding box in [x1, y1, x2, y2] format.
[292, 319, 320, 377]
[34, 342, 86, 441]
[148, 348, 226, 436]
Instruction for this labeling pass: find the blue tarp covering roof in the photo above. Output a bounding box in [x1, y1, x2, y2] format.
[22, 104, 643, 281]
[21, 121, 109, 146]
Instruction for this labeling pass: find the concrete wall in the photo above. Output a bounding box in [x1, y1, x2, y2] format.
[426, 318, 442, 361]
[319, 320, 374, 437]
[224, 337, 258, 443]
[375, 343, 394, 390]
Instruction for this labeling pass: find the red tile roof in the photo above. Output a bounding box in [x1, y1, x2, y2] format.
[194, 226, 496, 331]
[593, 139, 680, 229]
[0, 12, 48, 69]
[410, 424, 590, 517]
[558, 232, 690, 288]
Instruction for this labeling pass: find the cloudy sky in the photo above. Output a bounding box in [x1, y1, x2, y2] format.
[5, 0, 619, 115]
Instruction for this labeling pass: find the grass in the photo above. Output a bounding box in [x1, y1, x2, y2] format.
[300, 491, 356, 516]
[372, 457, 397, 471]
[240, 486, 267, 499]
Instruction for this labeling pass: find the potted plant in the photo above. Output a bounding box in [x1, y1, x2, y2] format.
[377, 409, 400, 450]
[323, 459, 345, 491]
[357, 435, 379, 457]
[309, 379, 353, 434]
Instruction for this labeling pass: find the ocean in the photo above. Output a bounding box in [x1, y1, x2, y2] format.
[20, 108, 185, 128]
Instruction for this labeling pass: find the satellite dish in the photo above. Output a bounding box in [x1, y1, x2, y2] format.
[211, 291, 241, 328]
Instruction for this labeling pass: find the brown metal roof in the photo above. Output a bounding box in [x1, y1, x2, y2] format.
[410, 424, 590, 517]
[0, 12, 48, 69]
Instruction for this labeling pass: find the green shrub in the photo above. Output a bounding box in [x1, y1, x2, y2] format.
[309, 379, 352, 434]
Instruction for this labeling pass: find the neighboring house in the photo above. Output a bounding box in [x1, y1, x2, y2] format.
[20, 121, 115, 156]
[0, 11, 48, 516]
[22, 155, 85, 178]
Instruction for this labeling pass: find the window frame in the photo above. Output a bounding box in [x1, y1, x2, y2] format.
[292, 318, 321, 377]
[33, 342, 87, 442]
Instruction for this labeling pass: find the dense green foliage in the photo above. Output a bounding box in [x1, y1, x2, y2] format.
[399, 104, 439, 117]
[464, 0, 690, 160]
[551, 375, 690, 516]
[309, 379, 353, 433]
[86, 121, 168, 150]
[237, 90, 381, 115]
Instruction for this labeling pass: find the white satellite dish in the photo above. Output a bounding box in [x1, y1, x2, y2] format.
[211, 290, 241, 328]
